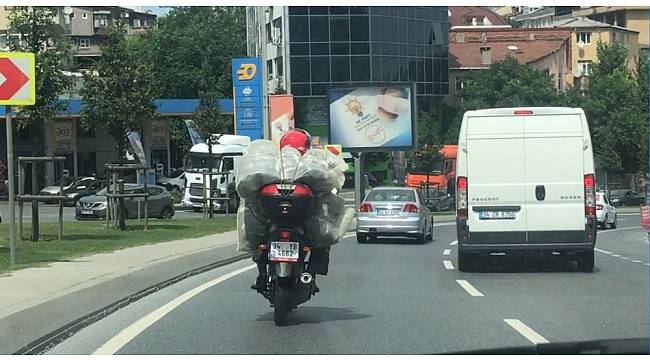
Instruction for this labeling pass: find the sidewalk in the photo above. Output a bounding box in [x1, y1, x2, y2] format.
[0, 230, 245, 354]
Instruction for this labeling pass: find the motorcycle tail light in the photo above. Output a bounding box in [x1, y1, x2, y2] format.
[292, 183, 313, 196]
[279, 231, 293, 241]
[261, 184, 280, 195]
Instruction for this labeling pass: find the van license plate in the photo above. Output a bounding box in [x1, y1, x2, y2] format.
[480, 210, 516, 220]
[269, 241, 300, 262]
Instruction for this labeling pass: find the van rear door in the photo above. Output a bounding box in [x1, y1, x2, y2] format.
[465, 115, 527, 244]
[523, 113, 585, 243]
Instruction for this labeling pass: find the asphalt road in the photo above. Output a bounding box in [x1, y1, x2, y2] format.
[0, 202, 206, 223]
[48, 214, 648, 354]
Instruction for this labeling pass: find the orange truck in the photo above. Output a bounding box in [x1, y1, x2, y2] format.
[406, 145, 457, 193]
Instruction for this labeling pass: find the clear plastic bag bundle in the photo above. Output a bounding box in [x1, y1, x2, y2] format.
[236, 199, 268, 252]
[236, 140, 281, 200]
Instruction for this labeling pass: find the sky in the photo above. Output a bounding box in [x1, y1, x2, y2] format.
[126, 6, 171, 17]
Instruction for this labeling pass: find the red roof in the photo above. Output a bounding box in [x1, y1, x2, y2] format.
[449, 28, 572, 69]
[448, 6, 507, 27]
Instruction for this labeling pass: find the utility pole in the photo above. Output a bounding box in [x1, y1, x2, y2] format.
[5, 106, 16, 265]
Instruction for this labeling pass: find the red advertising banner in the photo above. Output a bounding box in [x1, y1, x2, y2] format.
[269, 94, 294, 144]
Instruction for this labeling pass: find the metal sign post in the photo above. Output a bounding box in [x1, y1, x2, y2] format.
[1, 52, 36, 265]
[5, 106, 16, 265]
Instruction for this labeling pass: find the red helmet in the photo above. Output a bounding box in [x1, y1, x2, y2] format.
[280, 128, 311, 155]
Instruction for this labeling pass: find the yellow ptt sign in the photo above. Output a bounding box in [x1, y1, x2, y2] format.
[237, 63, 257, 81]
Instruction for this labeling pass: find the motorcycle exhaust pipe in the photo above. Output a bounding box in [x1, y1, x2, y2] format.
[300, 272, 313, 284]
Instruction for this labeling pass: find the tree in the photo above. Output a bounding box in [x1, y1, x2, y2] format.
[408, 111, 443, 172]
[8, 7, 74, 158]
[192, 60, 231, 156]
[582, 42, 647, 175]
[80, 21, 158, 163]
[446, 56, 561, 142]
[133, 6, 247, 99]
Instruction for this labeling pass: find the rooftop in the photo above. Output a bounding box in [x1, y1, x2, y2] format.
[553, 17, 639, 33]
[448, 6, 507, 27]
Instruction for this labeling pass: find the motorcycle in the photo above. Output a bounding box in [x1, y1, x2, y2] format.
[254, 181, 319, 326]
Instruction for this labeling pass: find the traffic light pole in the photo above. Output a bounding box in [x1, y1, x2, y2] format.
[5, 106, 16, 265]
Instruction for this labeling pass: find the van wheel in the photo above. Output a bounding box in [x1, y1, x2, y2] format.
[610, 215, 617, 229]
[577, 250, 594, 272]
[458, 249, 472, 272]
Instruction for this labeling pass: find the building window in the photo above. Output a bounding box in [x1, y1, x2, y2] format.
[310, 16, 329, 42]
[266, 23, 272, 43]
[576, 32, 591, 45]
[277, 56, 284, 77]
[78, 38, 90, 49]
[132, 18, 141, 27]
[267, 59, 273, 77]
[578, 60, 592, 76]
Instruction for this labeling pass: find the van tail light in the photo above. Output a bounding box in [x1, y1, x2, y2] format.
[260, 184, 279, 195]
[584, 174, 596, 216]
[403, 203, 419, 213]
[292, 183, 313, 196]
[359, 202, 373, 212]
[514, 110, 533, 116]
[457, 176, 468, 219]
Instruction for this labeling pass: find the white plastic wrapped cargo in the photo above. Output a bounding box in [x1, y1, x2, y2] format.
[236, 199, 269, 252]
[236, 140, 281, 200]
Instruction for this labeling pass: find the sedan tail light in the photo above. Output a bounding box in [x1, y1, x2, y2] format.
[403, 203, 419, 213]
[359, 202, 373, 212]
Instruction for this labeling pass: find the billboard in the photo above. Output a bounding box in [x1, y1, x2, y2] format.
[328, 85, 416, 152]
[269, 94, 294, 145]
[54, 121, 74, 152]
[232, 57, 263, 140]
[151, 120, 168, 150]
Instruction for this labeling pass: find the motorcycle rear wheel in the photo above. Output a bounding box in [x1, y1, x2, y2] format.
[274, 281, 292, 326]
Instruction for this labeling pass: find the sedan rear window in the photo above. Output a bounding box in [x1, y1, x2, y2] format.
[367, 189, 415, 202]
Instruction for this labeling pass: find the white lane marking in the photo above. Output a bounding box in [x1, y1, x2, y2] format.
[620, 256, 630, 260]
[450, 240, 458, 246]
[599, 226, 642, 234]
[631, 260, 642, 263]
[443, 249, 452, 256]
[594, 248, 613, 255]
[612, 254, 622, 257]
[504, 319, 550, 345]
[93, 264, 256, 355]
[443, 260, 455, 270]
[456, 280, 483, 297]
[644, 263, 650, 266]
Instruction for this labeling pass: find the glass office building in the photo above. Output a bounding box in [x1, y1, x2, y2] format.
[251, 6, 449, 129]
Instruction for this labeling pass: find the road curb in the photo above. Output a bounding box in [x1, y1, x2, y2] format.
[10, 251, 250, 355]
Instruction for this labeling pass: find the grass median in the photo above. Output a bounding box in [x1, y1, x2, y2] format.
[0, 216, 236, 273]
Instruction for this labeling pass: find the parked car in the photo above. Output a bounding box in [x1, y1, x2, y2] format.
[63, 179, 106, 206]
[421, 188, 455, 212]
[596, 192, 617, 229]
[156, 169, 186, 193]
[40, 176, 96, 203]
[356, 186, 434, 244]
[609, 189, 646, 206]
[76, 184, 175, 220]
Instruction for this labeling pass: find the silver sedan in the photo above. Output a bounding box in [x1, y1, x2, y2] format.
[356, 187, 434, 244]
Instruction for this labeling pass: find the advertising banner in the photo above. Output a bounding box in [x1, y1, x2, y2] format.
[328, 85, 416, 152]
[127, 131, 147, 166]
[232, 57, 263, 140]
[54, 121, 74, 152]
[269, 94, 294, 145]
[183, 119, 204, 145]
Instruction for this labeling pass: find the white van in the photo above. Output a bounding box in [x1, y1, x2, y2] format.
[455, 107, 597, 272]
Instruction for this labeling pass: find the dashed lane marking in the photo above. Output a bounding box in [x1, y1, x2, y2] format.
[456, 280, 484, 297]
[443, 260, 454, 270]
[443, 249, 452, 256]
[504, 319, 550, 345]
[450, 240, 458, 246]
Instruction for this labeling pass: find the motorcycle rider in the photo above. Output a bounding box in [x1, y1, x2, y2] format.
[251, 128, 331, 292]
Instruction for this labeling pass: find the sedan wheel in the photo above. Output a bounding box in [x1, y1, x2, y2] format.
[610, 215, 617, 229]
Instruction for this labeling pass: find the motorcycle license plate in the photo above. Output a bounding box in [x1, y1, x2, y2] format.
[269, 241, 300, 262]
